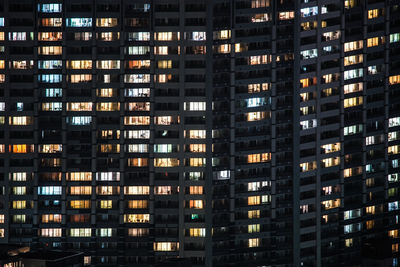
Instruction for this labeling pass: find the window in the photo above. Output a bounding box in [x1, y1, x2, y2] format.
[301, 7, 318, 17]
[300, 161, 317, 172]
[189, 200, 204, 209]
[247, 111, 267, 121]
[12, 215, 25, 223]
[70, 200, 91, 209]
[67, 102, 92, 111]
[41, 228, 62, 237]
[248, 238, 260, 247]
[251, 13, 270, 22]
[39, 144, 62, 153]
[127, 46, 150, 55]
[69, 186, 92, 195]
[128, 200, 148, 209]
[189, 228, 205, 237]
[38, 32, 62, 41]
[189, 186, 203, 195]
[97, 60, 120, 69]
[124, 214, 150, 223]
[187, 31, 206, 41]
[38, 60, 62, 69]
[344, 55, 363, 66]
[40, 18, 62, 27]
[390, 33, 400, 43]
[389, 75, 400, 85]
[38, 46, 62, 55]
[154, 32, 180, 41]
[322, 199, 341, 210]
[279, 11, 294, 20]
[41, 214, 62, 223]
[344, 69, 363, 80]
[344, 124, 363, 135]
[154, 242, 179, 251]
[321, 143, 340, 154]
[124, 74, 150, 83]
[41, 102, 62, 111]
[70, 228, 92, 237]
[124, 186, 150, 195]
[344, 96, 363, 108]
[67, 172, 92, 181]
[344, 40, 363, 52]
[38, 186, 62, 195]
[154, 158, 179, 167]
[344, 209, 361, 220]
[66, 18, 92, 27]
[251, 0, 269, 8]
[128, 32, 150, 41]
[125, 130, 150, 139]
[128, 228, 149, 237]
[39, 74, 62, 83]
[126, 60, 150, 69]
[367, 36, 385, 47]
[247, 153, 271, 163]
[344, 82, 363, 94]
[300, 119, 317, 130]
[38, 3, 62, 13]
[12, 186, 26, 195]
[96, 18, 118, 27]
[67, 60, 92, 69]
[125, 88, 150, 97]
[248, 210, 260, 219]
[124, 116, 150, 125]
[186, 130, 206, 139]
[12, 201, 26, 209]
[248, 224, 260, 233]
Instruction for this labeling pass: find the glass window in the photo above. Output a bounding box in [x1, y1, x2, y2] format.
[66, 18, 93, 27]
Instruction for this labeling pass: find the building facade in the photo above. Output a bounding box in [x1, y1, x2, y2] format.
[0, 0, 399, 266]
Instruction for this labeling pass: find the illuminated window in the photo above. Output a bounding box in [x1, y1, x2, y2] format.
[66, 18, 92, 27]
[67, 102, 92, 111]
[154, 46, 169, 55]
[389, 145, 400, 155]
[154, 32, 180, 41]
[67, 60, 92, 69]
[187, 31, 206, 41]
[97, 60, 120, 69]
[189, 200, 204, 209]
[12, 186, 26, 195]
[125, 88, 150, 97]
[69, 186, 92, 195]
[96, 18, 118, 27]
[322, 199, 341, 210]
[390, 33, 400, 43]
[128, 32, 150, 41]
[38, 144, 62, 153]
[124, 214, 150, 223]
[279, 11, 294, 20]
[68, 74, 92, 83]
[248, 196, 261, 205]
[128, 228, 149, 237]
[389, 75, 400, 85]
[344, 124, 363, 135]
[186, 130, 206, 139]
[126, 60, 150, 69]
[247, 111, 267, 121]
[344, 69, 363, 80]
[69, 200, 91, 209]
[343, 166, 362, 178]
[41, 102, 62, 111]
[40, 18, 62, 27]
[248, 238, 260, 247]
[12, 215, 25, 223]
[300, 49, 317, 59]
[97, 228, 113, 237]
[73, 32, 92, 41]
[321, 157, 340, 168]
[344, 54, 363, 66]
[124, 74, 150, 83]
[367, 36, 384, 47]
[248, 224, 260, 233]
[344, 82, 363, 94]
[41, 228, 62, 237]
[248, 210, 260, 219]
[124, 186, 150, 195]
[188, 158, 206, 167]
[300, 161, 317, 172]
[127, 46, 150, 55]
[157, 60, 172, 69]
[9, 144, 34, 153]
[154, 242, 179, 251]
[125, 130, 150, 139]
[67, 172, 92, 181]
[155, 116, 179, 125]
[344, 96, 363, 108]
[368, 9, 381, 19]
[10, 173, 29, 181]
[189, 186, 203, 195]
[188, 144, 206, 153]
[128, 200, 148, 209]
[344, 40, 363, 52]
[215, 44, 230, 53]
[38, 32, 62, 41]
[38, 3, 62, 13]
[12, 201, 26, 209]
[124, 116, 150, 125]
[247, 153, 271, 163]
[38, 46, 62, 55]
[70, 228, 91, 237]
[96, 102, 120, 111]
[183, 102, 206, 111]
[154, 158, 179, 167]
[251, 0, 269, 8]
[189, 228, 205, 237]
[97, 186, 119, 195]
[345, 0, 357, 8]
[41, 214, 62, 223]
[38, 186, 62, 195]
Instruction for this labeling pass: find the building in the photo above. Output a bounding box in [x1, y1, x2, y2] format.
[0, 245, 84, 267]
[0, 0, 399, 266]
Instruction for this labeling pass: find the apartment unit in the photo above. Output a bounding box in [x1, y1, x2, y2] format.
[0, 0, 399, 266]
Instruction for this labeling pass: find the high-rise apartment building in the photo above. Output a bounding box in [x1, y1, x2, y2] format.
[0, 0, 399, 266]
